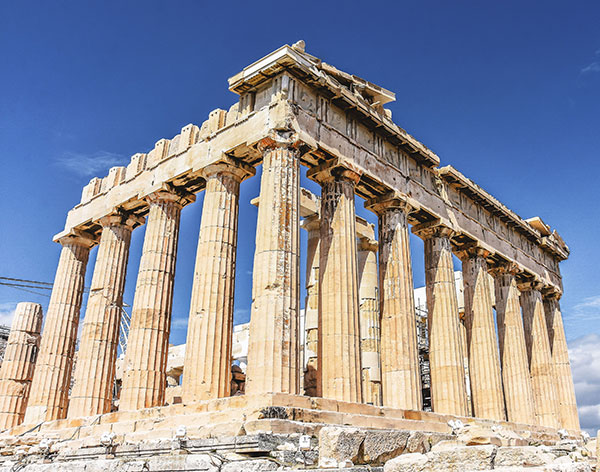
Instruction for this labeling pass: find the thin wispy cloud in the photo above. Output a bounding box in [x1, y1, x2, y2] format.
[569, 333, 600, 435]
[55, 151, 125, 177]
[580, 48, 600, 75]
[0, 303, 16, 328]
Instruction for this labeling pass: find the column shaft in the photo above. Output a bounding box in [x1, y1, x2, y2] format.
[520, 284, 560, 428]
[414, 224, 468, 416]
[302, 215, 320, 397]
[68, 214, 139, 418]
[543, 294, 580, 430]
[461, 249, 505, 420]
[0, 303, 43, 429]
[373, 200, 422, 410]
[24, 237, 92, 424]
[492, 267, 536, 425]
[246, 144, 300, 394]
[183, 161, 251, 402]
[317, 170, 362, 403]
[120, 191, 192, 410]
[358, 238, 382, 406]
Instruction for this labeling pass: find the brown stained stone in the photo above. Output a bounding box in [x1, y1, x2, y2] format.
[543, 292, 580, 430]
[183, 159, 253, 403]
[413, 223, 468, 417]
[357, 236, 382, 406]
[490, 264, 536, 426]
[68, 213, 142, 419]
[120, 189, 195, 411]
[519, 282, 560, 429]
[25, 235, 94, 424]
[0, 303, 43, 430]
[316, 169, 363, 403]
[459, 247, 505, 421]
[246, 140, 301, 395]
[368, 196, 422, 411]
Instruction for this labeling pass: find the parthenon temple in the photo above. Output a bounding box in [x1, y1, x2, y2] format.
[0, 42, 585, 470]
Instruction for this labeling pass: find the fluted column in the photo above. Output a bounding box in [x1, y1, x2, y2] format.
[543, 290, 580, 430]
[368, 196, 422, 411]
[519, 281, 560, 428]
[310, 167, 362, 403]
[459, 247, 505, 421]
[120, 189, 195, 411]
[68, 212, 142, 418]
[413, 223, 468, 416]
[0, 303, 43, 429]
[183, 158, 253, 402]
[246, 138, 301, 395]
[490, 264, 536, 425]
[357, 237, 382, 406]
[24, 235, 94, 424]
[302, 215, 320, 397]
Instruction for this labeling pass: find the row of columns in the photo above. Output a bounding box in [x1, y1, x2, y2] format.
[7, 138, 579, 433]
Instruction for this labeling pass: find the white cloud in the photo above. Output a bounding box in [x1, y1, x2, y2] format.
[580, 49, 600, 75]
[55, 151, 125, 177]
[172, 317, 188, 329]
[0, 303, 16, 328]
[569, 333, 600, 435]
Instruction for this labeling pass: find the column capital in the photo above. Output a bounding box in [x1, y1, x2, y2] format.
[98, 210, 145, 230]
[365, 192, 416, 216]
[488, 261, 521, 278]
[517, 279, 544, 292]
[257, 130, 307, 154]
[56, 230, 96, 249]
[358, 236, 378, 253]
[301, 214, 321, 232]
[145, 184, 196, 208]
[541, 286, 563, 300]
[411, 220, 456, 240]
[455, 244, 491, 262]
[306, 161, 361, 185]
[201, 155, 255, 182]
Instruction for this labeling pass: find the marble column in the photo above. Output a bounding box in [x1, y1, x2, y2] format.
[459, 247, 505, 421]
[519, 281, 560, 428]
[490, 264, 536, 425]
[313, 168, 362, 403]
[0, 303, 43, 429]
[24, 234, 94, 424]
[368, 196, 422, 411]
[183, 158, 253, 402]
[413, 223, 468, 416]
[68, 212, 142, 418]
[246, 139, 301, 395]
[357, 236, 382, 406]
[120, 189, 195, 411]
[543, 290, 580, 430]
[302, 215, 320, 397]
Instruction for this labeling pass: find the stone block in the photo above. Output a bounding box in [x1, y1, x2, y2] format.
[494, 446, 555, 467]
[318, 426, 365, 468]
[362, 430, 410, 464]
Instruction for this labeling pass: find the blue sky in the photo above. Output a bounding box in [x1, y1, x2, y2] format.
[1, 1, 599, 431]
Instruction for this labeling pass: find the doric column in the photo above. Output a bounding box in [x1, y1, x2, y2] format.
[519, 281, 560, 428]
[24, 234, 94, 424]
[367, 195, 422, 411]
[120, 188, 195, 411]
[183, 158, 254, 402]
[309, 166, 362, 403]
[490, 263, 536, 425]
[0, 303, 43, 429]
[246, 137, 302, 395]
[543, 289, 580, 430]
[68, 212, 142, 418]
[413, 223, 468, 416]
[357, 236, 382, 406]
[302, 215, 320, 397]
[458, 246, 505, 421]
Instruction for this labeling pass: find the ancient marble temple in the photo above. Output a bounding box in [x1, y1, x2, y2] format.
[0, 42, 582, 468]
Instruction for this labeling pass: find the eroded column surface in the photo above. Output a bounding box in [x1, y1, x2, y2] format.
[460, 247, 505, 421]
[413, 224, 468, 416]
[24, 235, 93, 424]
[246, 140, 301, 395]
[520, 282, 560, 429]
[357, 237, 382, 406]
[491, 264, 536, 425]
[315, 168, 362, 403]
[0, 303, 43, 430]
[369, 197, 421, 411]
[183, 159, 253, 403]
[120, 189, 194, 411]
[302, 215, 320, 397]
[68, 213, 141, 418]
[543, 291, 580, 430]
